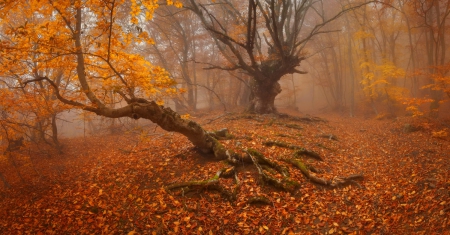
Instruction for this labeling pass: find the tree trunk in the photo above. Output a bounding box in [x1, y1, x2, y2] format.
[51, 114, 62, 153]
[248, 78, 282, 114]
[89, 99, 227, 159]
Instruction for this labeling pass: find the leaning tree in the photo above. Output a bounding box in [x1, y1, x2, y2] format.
[0, 0, 363, 198]
[185, 0, 378, 114]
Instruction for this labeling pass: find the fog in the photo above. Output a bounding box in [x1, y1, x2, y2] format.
[1, 1, 450, 234]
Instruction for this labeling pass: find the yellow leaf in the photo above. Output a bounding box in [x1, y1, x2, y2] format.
[180, 114, 190, 119]
[174, 1, 183, 8]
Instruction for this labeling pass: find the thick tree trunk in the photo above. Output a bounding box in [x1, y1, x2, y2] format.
[87, 99, 227, 159]
[248, 79, 282, 114]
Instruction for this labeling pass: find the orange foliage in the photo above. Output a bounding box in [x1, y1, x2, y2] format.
[0, 0, 182, 144]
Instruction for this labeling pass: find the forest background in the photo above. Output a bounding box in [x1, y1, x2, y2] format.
[0, 0, 449, 234]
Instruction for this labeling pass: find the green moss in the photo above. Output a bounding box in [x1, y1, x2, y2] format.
[263, 140, 289, 148]
[284, 123, 303, 130]
[212, 138, 227, 159]
[294, 149, 323, 161]
[283, 178, 301, 190]
[294, 148, 307, 157]
[283, 158, 309, 177]
[247, 148, 264, 158]
[212, 174, 220, 180]
[262, 165, 277, 175]
[316, 143, 333, 151]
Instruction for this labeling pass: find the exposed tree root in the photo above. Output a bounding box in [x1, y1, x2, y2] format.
[294, 149, 323, 161]
[315, 143, 334, 152]
[263, 140, 323, 161]
[203, 112, 231, 124]
[166, 121, 362, 200]
[317, 134, 338, 141]
[247, 196, 272, 205]
[246, 149, 289, 177]
[284, 158, 363, 188]
[226, 114, 264, 122]
[166, 167, 240, 201]
[283, 158, 328, 185]
[246, 149, 299, 192]
[263, 140, 302, 150]
[166, 171, 221, 191]
[275, 133, 293, 138]
[208, 128, 235, 140]
[278, 114, 328, 123]
[277, 123, 303, 130]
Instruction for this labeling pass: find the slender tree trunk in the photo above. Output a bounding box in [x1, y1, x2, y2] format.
[51, 114, 62, 153]
[361, 6, 378, 116]
[346, 16, 355, 117]
[404, 12, 418, 97]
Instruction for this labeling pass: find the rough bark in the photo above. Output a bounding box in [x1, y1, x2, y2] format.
[248, 79, 282, 114]
[127, 100, 220, 156]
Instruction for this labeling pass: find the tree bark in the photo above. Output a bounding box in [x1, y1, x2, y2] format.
[247, 79, 282, 114]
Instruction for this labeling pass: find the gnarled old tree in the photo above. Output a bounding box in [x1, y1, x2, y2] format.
[185, 0, 375, 114]
[0, 0, 362, 198]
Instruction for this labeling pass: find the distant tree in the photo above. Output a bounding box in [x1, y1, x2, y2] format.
[185, 0, 374, 114]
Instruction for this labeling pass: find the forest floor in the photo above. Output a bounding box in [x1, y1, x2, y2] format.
[0, 110, 449, 235]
